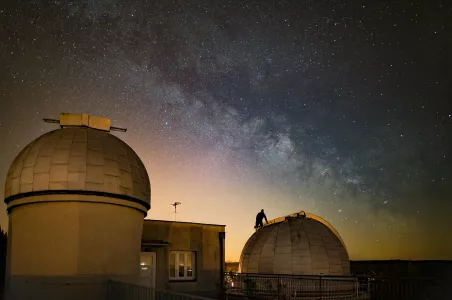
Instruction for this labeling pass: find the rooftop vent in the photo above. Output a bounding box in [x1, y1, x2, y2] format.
[43, 113, 127, 132]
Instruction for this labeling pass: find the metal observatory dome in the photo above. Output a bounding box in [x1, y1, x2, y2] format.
[5, 114, 150, 212]
[239, 211, 350, 276]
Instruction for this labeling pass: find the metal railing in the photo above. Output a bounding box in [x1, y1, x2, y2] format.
[365, 277, 452, 300]
[224, 272, 452, 300]
[107, 281, 217, 300]
[225, 272, 365, 300]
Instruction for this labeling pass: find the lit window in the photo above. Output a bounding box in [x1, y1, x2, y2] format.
[169, 251, 195, 280]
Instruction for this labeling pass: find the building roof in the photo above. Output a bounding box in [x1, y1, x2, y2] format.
[141, 239, 170, 246]
[144, 219, 226, 227]
[5, 120, 150, 211]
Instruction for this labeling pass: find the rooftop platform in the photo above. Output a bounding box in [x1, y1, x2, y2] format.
[144, 219, 226, 227]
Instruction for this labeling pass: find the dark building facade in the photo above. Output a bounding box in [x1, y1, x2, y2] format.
[140, 220, 226, 298]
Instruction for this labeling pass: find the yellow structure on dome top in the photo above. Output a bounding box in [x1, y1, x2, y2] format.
[44, 112, 127, 132]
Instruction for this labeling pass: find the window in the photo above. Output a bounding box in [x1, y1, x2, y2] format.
[169, 251, 195, 280]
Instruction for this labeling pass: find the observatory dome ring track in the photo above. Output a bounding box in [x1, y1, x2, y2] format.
[4, 126, 151, 214]
[4, 190, 150, 212]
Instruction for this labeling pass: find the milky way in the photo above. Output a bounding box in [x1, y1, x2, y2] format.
[1, 0, 451, 260]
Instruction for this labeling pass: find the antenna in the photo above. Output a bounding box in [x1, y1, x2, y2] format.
[171, 202, 182, 221]
[43, 118, 60, 124]
[110, 126, 127, 132]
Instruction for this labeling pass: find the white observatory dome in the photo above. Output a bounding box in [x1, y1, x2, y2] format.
[5, 123, 150, 212]
[239, 211, 350, 276]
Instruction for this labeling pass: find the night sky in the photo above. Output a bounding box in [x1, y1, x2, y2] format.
[1, 0, 451, 261]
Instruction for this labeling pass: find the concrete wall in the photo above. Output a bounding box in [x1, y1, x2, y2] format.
[141, 220, 225, 297]
[5, 198, 145, 300]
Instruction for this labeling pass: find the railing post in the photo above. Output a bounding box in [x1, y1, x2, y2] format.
[356, 278, 359, 298]
[106, 280, 110, 300]
[319, 276, 322, 300]
[246, 273, 248, 296]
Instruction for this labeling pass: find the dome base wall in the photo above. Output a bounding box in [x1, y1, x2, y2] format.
[4, 275, 139, 300]
[6, 200, 144, 278]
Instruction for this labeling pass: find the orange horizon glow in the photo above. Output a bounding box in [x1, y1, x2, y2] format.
[0, 122, 450, 263]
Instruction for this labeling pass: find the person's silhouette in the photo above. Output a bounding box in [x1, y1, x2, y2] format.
[255, 209, 268, 228]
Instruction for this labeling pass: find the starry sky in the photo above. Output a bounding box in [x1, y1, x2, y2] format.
[1, 0, 451, 261]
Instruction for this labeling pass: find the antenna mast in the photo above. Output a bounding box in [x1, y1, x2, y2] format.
[171, 202, 181, 221]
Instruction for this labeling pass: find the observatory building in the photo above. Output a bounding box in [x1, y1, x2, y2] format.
[239, 211, 350, 276]
[3, 113, 150, 300]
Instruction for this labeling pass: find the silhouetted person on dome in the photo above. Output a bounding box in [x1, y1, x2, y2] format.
[255, 209, 268, 229]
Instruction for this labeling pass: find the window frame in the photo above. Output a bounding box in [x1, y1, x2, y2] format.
[169, 251, 196, 281]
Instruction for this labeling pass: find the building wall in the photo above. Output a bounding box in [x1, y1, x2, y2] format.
[141, 220, 225, 297]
